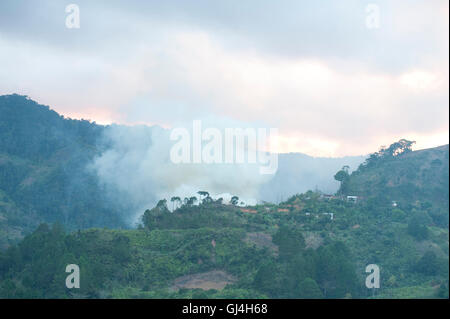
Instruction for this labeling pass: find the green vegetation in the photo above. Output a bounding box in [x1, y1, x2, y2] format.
[0, 181, 447, 298]
[0, 96, 448, 299]
[0, 94, 127, 247]
[340, 139, 449, 218]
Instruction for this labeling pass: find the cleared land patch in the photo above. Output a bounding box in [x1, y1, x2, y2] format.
[171, 270, 236, 291]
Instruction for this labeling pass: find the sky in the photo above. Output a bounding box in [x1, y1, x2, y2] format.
[0, 0, 448, 157]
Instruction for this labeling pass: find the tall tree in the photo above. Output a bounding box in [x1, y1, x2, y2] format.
[197, 191, 209, 202]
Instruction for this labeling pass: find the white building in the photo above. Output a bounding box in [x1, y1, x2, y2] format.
[347, 195, 358, 203]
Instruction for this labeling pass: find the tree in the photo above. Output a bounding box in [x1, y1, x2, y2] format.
[334, 169, 349, 183]
[363, 139, 416, 167]
[315, 242, 358, 298]
[253, 262, 280, 295]
[174, 197, 182, 209]
[408, 211, 430, 241]
[414, 251, 439, 275]
[156, 199, 167, 209]
[189, 196, 198, 205]
[391, 208, 406, 222]
[272, 225, 305, 260]
[297, 278, 323, 299]
[203, 196, 213, 204]
[334, 166, 350, 194]
[170, 197, 178, 211]
[386, 139, 415, 157]
[230, 196, 239, 206]
[197, 191, 209, 202]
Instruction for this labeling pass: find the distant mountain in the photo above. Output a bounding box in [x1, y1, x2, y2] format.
[259, 153, 364, 203]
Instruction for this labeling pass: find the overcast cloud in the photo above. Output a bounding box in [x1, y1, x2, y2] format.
[0, 0, 448, 156]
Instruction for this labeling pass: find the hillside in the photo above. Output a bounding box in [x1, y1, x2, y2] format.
[0, 95, 447, 299]
[0, 189, 447, 299]
[337, 141, 449, 226]
[0, 94, 127, 248]
[0, 141, 449, 298]
[0, 94, 366, 247]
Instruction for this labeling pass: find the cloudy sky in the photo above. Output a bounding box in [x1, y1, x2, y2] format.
[0, 0, 448, 156]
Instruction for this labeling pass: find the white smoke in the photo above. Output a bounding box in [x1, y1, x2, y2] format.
[88, 123, 273, 224]
[88, 121, 365, 226]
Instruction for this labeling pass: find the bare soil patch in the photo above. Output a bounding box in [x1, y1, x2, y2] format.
[171, 270, 236, 291]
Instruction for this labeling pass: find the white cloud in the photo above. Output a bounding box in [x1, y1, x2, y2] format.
[0, 1, 448, 157]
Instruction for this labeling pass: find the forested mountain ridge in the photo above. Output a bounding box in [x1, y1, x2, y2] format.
[0, 94, 365, 248]
[0, 94, 126, 248]
[0, 94, 102, 160]
[335, 140, 449, 225]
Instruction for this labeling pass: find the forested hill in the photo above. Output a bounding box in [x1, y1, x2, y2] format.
[0, 94, 102, 160]
[0, 96, 448, 299]
[0, 94, 126, 248]
[0, 184, 448, 298]
[337, 141, 449, 212]
[0, 94, 364, 248]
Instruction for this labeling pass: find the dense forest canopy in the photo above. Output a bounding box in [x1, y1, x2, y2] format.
[0, 94, 128, 249]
